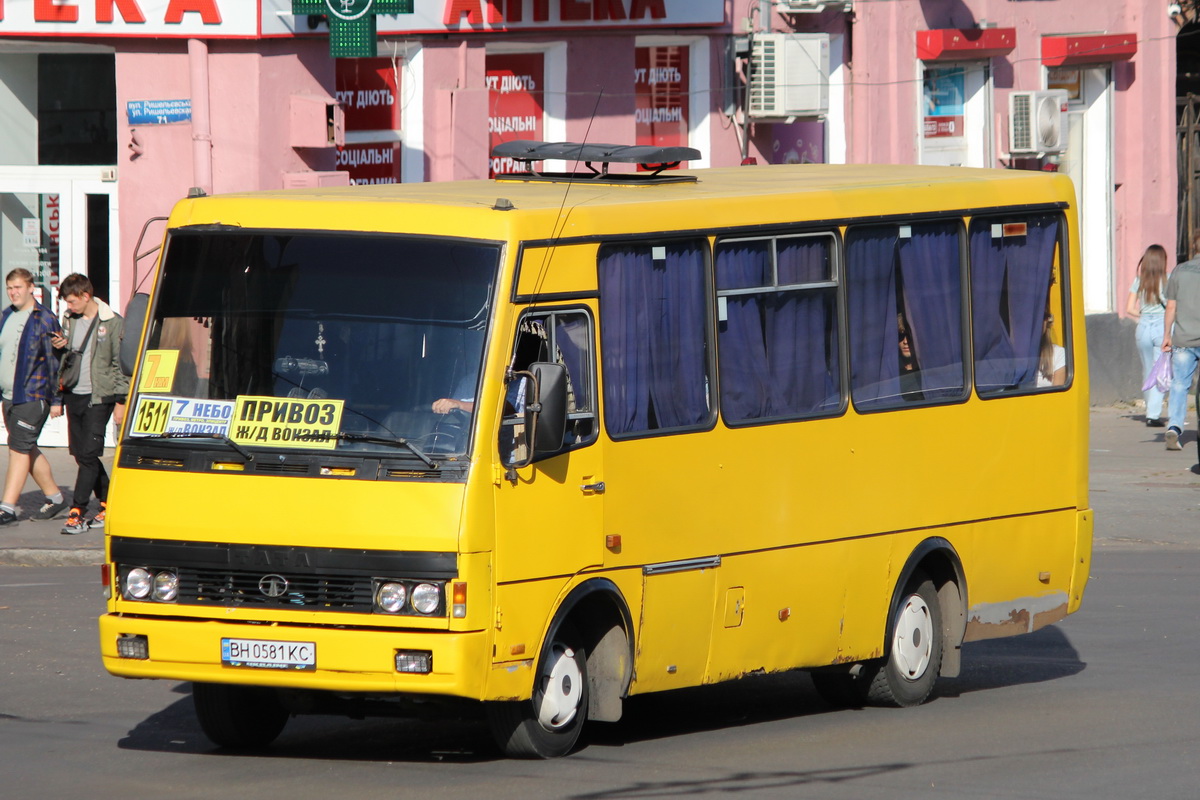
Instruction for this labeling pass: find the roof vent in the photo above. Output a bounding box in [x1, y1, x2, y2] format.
[490, 141, 702, 185]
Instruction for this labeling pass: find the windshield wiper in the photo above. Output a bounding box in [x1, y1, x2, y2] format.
[307, 432, 439, 469]
[134, 432, 255, 461]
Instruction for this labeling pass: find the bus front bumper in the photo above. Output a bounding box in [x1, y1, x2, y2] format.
[99, 613, 491, 698]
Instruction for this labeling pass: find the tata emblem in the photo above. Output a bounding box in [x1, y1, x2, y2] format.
[292, 0, 413, 58]
[259, 574, 290, 598]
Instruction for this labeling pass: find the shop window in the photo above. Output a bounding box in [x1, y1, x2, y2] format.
[38, 54, 116, 166]
[487, 52, 545, 178]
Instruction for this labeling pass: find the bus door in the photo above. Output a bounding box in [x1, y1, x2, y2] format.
[492, 307, 604, 585]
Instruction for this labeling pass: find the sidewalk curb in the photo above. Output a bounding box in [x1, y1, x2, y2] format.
[0, 548, 104, 567]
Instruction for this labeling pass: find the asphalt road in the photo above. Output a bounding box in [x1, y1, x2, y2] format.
[0, 404, 1198, 797]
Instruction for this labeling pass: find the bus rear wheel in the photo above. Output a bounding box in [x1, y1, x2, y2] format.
[192, 682, 289, 749]
[487, 625, 589, 758]
[862, 576, 943, 707]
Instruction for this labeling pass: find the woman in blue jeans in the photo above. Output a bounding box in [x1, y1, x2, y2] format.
[1127, 244, 1169, 426]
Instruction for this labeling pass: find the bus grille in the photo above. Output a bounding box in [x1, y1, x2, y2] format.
[180, 568, 373, 611]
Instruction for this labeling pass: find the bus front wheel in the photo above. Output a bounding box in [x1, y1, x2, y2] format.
[487, 625, 589, 758]
[192, 682, 289, 749]
[863, 576, 943, 707]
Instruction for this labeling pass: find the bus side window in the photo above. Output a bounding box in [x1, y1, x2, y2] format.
[500, 310, 597, 466]
[598, 240, 711, 435]
[847, 220, 965, 411]
[970, 214, 1065, 394]
[715, 233, 841, 422]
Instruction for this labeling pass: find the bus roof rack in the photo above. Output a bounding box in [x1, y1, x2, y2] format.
[491, 140, 702, 184]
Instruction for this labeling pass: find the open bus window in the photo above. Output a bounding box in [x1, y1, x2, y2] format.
[715, 233, 841, 423]
[135, 230, 497, 457]
[500, 309, 596, 466]
[969, 214, 1067, 395]
[846, 220, 966, 411]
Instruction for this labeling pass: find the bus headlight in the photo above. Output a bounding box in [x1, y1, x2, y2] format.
[125, 568, 152, 600]
[376, 582, 407, 614]
[152, 571, 179, 602]
[411, 583, 440, 614]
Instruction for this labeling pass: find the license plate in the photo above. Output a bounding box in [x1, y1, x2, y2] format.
[221, 638, 316, 671]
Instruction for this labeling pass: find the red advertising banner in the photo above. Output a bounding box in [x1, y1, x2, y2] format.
[336, 58, 400, 131]
[335, 58, 401, 184]
[487, 52, 545, 177]
[335, 144, 401, 185]
[634, 46, 689, 168]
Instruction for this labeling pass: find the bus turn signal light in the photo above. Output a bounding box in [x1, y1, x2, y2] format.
[451, 582, 467, 618]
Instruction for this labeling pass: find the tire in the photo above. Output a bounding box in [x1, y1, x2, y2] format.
[192, 682, 289, 749]
[487, 625, 589, 758]
[861, 576, 943, 707]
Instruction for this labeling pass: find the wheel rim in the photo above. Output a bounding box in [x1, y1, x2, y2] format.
[892, 593, 933, 681]
[535, 643, 582, 730]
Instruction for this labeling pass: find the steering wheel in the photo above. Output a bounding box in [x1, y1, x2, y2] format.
[420, 407, 470, 453]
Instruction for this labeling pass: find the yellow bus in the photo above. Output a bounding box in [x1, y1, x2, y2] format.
[99, 143, 1092, 758]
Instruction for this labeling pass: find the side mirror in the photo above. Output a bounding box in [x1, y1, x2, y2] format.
[119, 292, 150, 377]
[530, 362, 567, 456]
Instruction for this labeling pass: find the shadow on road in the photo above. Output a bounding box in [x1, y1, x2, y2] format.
[939, 624, 1085, 698]
[115, 624, 1083, 762]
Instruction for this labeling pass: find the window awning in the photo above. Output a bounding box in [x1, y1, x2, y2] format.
[917, 28, 1016, 61]
[1041, 34, 1137, 66]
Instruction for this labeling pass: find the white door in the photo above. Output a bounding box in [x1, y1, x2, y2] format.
[0, 167, 119, 446]
[1055, 67, 1113, 314]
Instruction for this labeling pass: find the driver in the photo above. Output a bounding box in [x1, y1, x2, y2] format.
[431, 372, 475, 415]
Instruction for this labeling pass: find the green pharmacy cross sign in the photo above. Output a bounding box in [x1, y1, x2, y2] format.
[293, 0, 413, 58]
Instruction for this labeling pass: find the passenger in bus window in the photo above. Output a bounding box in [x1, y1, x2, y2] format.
[898, 313, 923, 401]
[1036, 313, 1067, 388]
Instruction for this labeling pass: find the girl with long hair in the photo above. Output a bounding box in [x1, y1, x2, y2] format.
[1126, 244, 1169, 425]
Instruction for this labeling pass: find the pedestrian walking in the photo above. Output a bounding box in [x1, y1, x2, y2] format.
[0, 268, 68, 525]
[1127, 244, 1169, 426]
[1162, 233, 1200, 451]
[50, 274, 127, 534]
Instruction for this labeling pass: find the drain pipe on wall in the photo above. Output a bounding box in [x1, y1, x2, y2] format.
[188, 38, 213, 196]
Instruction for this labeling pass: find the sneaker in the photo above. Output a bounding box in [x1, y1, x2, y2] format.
[0, 509, 17, 526]
[89, 503, 106, 530]
[1146, 418, 1165, 428]
[33, 499, 69, 520]
[60, 508, 89, 535]
[1166, 427, 1182, 451]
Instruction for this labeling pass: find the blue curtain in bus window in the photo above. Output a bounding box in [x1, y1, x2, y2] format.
[716, 239, 838, 422]
[897, 222, 963, 400]
[847, 227, 901, 409]
[716, 240, 773, 420]
[599, 243, 708, 434]
[554, 314, 588, 411]
[971, 215, 1059, 392]
[774, 239, 839, 414]
[970, 226, 1014, 391]
[1007, 216, 1059, 386]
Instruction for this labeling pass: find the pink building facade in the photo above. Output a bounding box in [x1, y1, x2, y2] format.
[0, 1, 1175, 390]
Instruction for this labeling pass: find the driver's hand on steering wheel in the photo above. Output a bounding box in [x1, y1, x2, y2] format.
[432, 398, 474, 415]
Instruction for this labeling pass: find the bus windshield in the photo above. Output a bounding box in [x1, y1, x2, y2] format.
[130, 230, 498, 459]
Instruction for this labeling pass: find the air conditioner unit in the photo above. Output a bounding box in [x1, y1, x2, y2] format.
[748, 33, 830, 119]
[1008, 90, 1068, 155]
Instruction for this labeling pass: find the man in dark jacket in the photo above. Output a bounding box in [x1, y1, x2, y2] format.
[0, 269, 67, 525]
